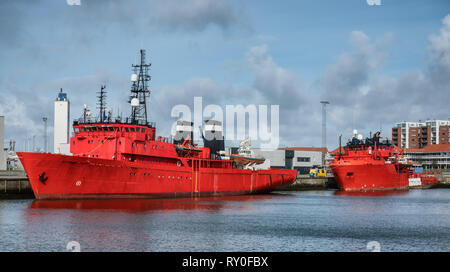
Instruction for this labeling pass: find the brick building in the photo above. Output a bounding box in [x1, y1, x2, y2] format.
[392, 120, 450, 149]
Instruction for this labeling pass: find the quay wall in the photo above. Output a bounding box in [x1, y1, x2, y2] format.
[0, 173, 34, 199]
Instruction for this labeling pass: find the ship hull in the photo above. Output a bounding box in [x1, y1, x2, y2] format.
[18, 152, 296, 200]
[330, 161, 409, 191]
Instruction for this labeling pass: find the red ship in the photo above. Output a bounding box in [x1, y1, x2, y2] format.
[330, 131, 413, 191]
[330, 131, 438, 191]
[18, 50, 296, 200]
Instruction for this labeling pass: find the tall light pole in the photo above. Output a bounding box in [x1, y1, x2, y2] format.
[32, 135, 35, 152]
[320, 101, 329, 166]
[42, 117, 48, 152]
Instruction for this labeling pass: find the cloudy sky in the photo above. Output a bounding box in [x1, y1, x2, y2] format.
[0, 0, 449, 151]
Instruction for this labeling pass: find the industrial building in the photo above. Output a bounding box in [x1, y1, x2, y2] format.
[54, 89, 71, 155]
[226, 146, 326, 176]
[392, 119, 450, 148]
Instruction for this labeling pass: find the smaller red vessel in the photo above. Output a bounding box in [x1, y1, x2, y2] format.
[408, 172, 439, 189]
[330, 131, 412, 191]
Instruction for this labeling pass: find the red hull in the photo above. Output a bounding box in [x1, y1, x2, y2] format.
[18, 152, 296, 200]
[330, 161, 409, 191]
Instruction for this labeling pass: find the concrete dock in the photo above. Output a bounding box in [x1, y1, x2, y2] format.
[0, 171, 34, 199]
[282, 176, 337, 191]
[436, 174, 450, 188]
[283, 173, 450, 190]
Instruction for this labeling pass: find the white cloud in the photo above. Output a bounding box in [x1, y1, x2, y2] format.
[428, 14, 450, 84]
[320, 15, 450, 144]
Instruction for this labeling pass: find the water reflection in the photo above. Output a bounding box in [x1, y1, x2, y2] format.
[28, 193, 294, 213]
[334, 190, 409, 197]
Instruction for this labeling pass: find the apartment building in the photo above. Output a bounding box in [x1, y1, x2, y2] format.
[392, 119, 450, 148]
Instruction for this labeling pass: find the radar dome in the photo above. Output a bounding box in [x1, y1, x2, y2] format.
[131, 98, 139, 107]
[353, 129, 358, 135]
[131, 74, 138, 82]
[357, 134, 363, 140]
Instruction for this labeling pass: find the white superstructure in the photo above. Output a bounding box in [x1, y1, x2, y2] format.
[54, 89, 71, 155]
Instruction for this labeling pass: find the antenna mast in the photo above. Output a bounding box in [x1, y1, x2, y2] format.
[130, 49, 151, 125]
[97, 85, 107, 123]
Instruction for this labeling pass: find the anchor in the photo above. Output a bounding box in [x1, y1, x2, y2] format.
[39, 172, 48, 184]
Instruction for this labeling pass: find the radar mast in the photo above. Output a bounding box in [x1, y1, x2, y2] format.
[129, 49, 151, 125]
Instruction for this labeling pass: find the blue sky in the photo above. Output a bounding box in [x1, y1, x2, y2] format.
[0, 0, 449, 151]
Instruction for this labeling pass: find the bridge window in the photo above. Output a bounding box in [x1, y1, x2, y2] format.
[142, 128, 146, 133]
[137, 127, 141, 132]
[125, 128, 129, 132]
[81, 127, 86, 132]
[74, 128, 80, 133]
[130, 128, 135, 132]
[92, 127, 97, 131]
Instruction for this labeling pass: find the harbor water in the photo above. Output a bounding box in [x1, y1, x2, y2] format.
[1, 189, 450, 252]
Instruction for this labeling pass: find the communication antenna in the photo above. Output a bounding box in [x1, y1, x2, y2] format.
[97, 85, 107, 123]
[129, 49, 151, 125]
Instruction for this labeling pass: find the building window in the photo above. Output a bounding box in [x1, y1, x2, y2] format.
[297, 157, 310, 162]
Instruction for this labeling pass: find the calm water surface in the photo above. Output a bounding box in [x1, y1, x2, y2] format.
[1, 189, 450, 252]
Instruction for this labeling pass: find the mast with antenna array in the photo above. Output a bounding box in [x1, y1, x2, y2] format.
[129, 49, 151, 125]
[97, 85, 107, 123]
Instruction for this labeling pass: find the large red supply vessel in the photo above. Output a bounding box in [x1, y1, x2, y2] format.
[18, 50, 296, 200]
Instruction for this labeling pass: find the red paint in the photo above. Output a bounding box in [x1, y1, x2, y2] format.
[18, 144, 296, 200]
[17, 50, 296, 200]
[330, 138, 412, 191]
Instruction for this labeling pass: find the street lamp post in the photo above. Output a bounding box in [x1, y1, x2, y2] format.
[42, 117, 48, 152]
[320, 101, 330, 166]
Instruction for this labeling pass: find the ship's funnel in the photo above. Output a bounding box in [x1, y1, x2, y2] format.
[202, 120, 224, 156]
[174, 120, 194, 145]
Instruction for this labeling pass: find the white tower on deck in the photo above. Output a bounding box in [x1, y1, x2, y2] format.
[54, 89, 71, 155]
